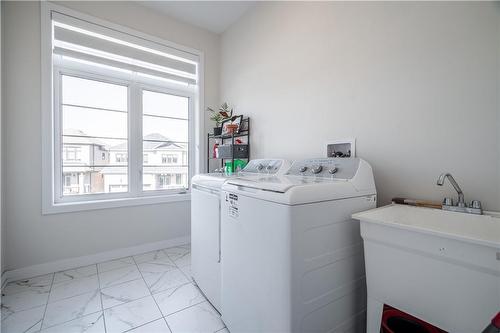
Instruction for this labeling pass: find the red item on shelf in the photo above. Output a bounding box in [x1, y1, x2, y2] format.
[213, 143, 218, 158]
[493, 312, 500, 328]
[381, 305, 447, 333]
[482, 312, 500, 333]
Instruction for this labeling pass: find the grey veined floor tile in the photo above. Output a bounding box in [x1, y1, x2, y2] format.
[163, 247, 190, 262]
[97, 257, 135, 273]
[133, 250, 172, 265]
[137, 259, 177, 275]
[1, 287, 50, 313]
[104, 296, 162, 333]
[142, 268, 189, 294]
[3, 274, 53, 296]
[215, 328, 229, 333]
[153, 283, 205, 316]
[40, 311, 105, 333]
[179, 265, 193, 281]
[98, 265, 141, 289]
[100, 279, 150, 309]
[53, 265, 97, 284]
[172, 253, 190, 268]
[126, 319, 171, 333]
[49, 274, 99, 302]
[165, 301, 224, 333]
[0, 244, 212, 333]
[43, 290, 102, 329]
[1, 304, 45, 333]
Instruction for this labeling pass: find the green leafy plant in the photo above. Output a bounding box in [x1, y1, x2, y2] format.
[207, 102, 233, 126]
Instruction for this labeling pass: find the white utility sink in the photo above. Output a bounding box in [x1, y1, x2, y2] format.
[353, 204, 500, 333]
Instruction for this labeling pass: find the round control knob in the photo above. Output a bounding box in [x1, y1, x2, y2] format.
[299, 166, 308, 173]
[257, 164, 264, 171]
[311, 165, 323, 174]
[328, 167, 338, 174]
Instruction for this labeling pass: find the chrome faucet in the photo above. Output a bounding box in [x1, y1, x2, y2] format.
[437, 173, 465, 207]
[436, 173, 482, 215]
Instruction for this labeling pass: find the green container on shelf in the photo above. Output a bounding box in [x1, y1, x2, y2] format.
[225, 159, 247, 174]
[234, 159, 247, 171]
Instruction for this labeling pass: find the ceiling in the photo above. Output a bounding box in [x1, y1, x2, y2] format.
[138, 1, 256, 34]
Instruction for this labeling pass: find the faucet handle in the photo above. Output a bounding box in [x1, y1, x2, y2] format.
[470, 200, 482, 209]
[443, 197, 453, 206]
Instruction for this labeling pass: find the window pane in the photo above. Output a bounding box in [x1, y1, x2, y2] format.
[143, 116, 188, 143]
[143, 90, 189, 119]
[142, 166, 188, 191]
[63, 106, 127, 139]
[142, 90, 189, 191]
[62, 75, 127, 111]
[61, 75, 128, 196]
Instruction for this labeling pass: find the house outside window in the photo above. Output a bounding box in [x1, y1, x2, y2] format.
[158, 174, 172, 189]
[115, 153, 128, 163]
[42, 3, 201, 213]
[63, 146, 82, 161]
[162, 154, 178, 164]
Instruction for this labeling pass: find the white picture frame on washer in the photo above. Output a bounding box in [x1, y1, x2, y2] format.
[326, 138, 356, 158]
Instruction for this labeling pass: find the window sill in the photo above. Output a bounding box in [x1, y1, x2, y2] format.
[42, 193, 191, 215]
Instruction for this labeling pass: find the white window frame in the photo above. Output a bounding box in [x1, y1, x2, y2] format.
[41, 3, 204, 214]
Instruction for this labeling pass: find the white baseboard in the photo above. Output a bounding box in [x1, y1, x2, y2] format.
[2, 235, 190, 284]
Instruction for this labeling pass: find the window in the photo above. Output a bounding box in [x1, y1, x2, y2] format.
[158, 174, 172, 189]
[143, 90, 187, 191]
[115, 153, 128, 163]
[42, 4, 201, 213]
[61, 75, 128, 195]
[161, 153, 179, 165]
[63, 146, 82, 161]
[63, 172, 92, 195]
[64, 175, 72, 187]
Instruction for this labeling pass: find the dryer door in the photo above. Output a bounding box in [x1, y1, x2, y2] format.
[191, 186, 222, 312]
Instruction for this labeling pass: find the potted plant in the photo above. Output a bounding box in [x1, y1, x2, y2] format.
[207, 102, 233, 135]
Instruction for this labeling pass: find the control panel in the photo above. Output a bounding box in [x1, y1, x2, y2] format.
[285, 158, 360, 179]
[242, 159, 285, 174]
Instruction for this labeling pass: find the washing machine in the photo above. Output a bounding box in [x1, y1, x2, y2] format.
[220, 158, 377, 333]
[191, 159, 291, 312]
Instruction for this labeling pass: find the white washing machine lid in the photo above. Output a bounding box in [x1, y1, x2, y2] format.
[191, 159, 292, 191]
[192, 173, 237, 191]
[224, 175, 348, 193]
[222, 158, 376, 205]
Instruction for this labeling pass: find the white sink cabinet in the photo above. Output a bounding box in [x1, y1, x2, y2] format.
[353, 204, 500, 333]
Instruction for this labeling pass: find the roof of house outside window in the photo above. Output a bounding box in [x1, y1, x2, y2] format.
[63, 129, 106, 147]
[109, 133, 186, 151]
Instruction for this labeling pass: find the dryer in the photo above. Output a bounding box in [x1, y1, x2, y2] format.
[191, 159, 291, 312]
[220, 158, 377, 333]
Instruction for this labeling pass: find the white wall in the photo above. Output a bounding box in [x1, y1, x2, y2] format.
[221, 2, 500, 210]
[2, 1, 220, 271]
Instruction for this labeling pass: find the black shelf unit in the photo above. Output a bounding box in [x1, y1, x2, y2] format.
[207, 117, 250, 173]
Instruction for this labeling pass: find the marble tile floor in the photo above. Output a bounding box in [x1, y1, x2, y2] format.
[1, 244, 227, 333]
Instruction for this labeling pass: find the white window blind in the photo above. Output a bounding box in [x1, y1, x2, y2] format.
[52, 12, 198, 85]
